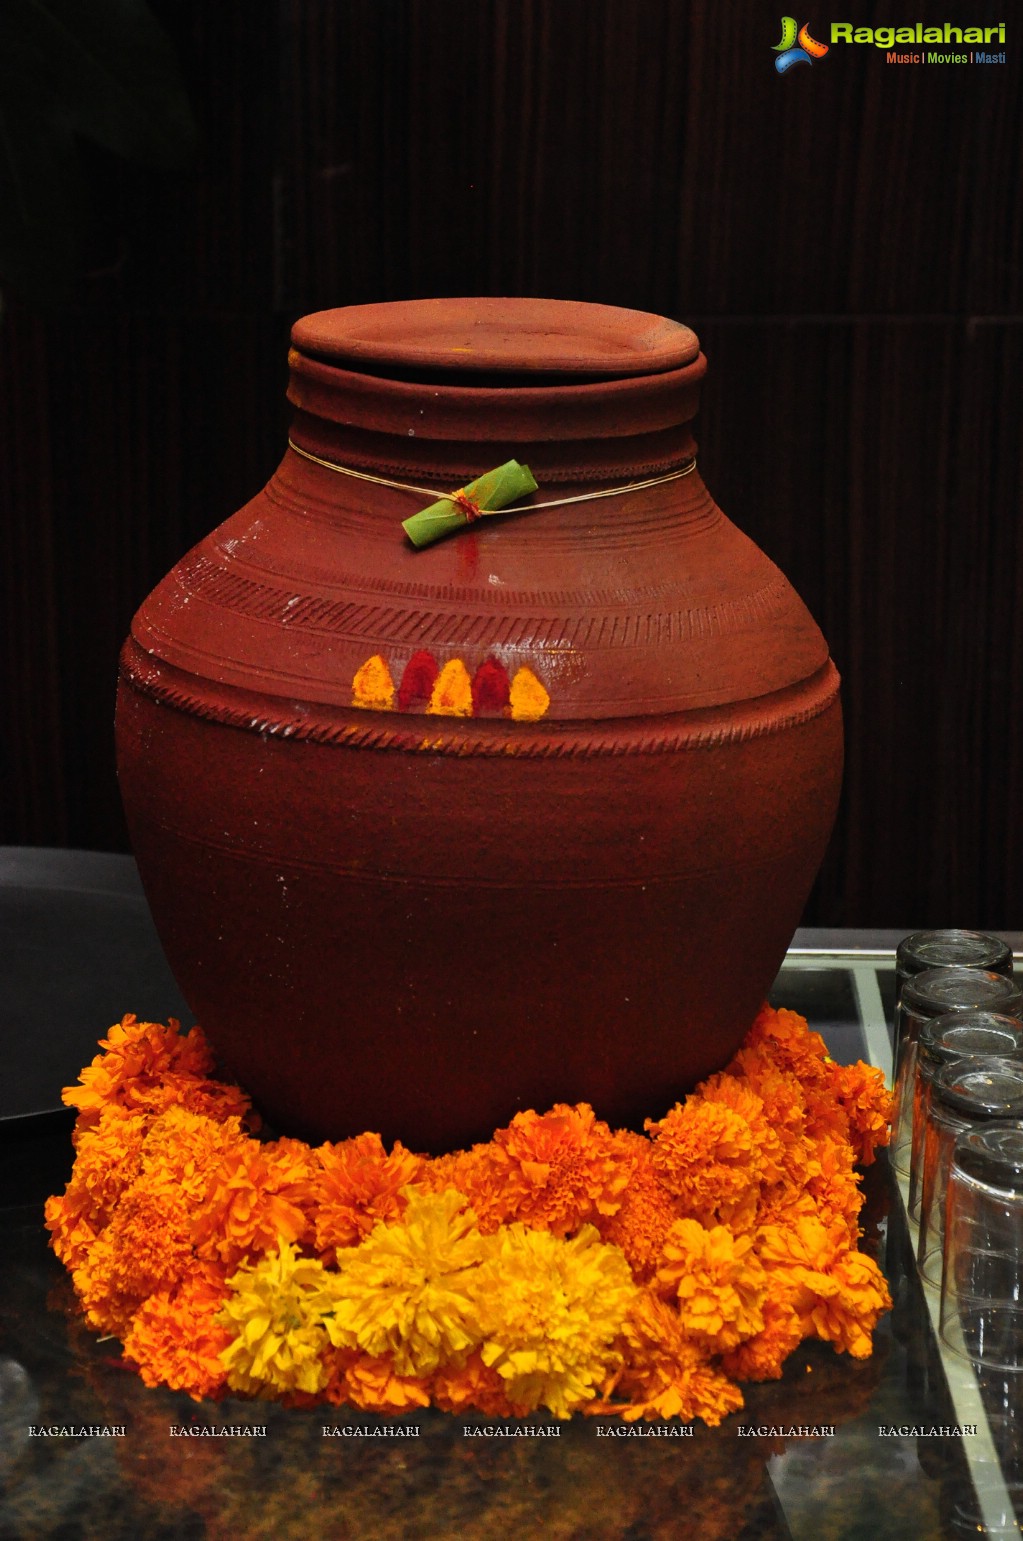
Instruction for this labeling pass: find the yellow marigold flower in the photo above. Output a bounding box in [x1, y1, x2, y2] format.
[327, 1188, 487, 1376]
[219, 1239, 335, 1397]
[656, 1219, 767, 1352]
[123, 1264, 233, 1400]
[331, 1352, 432, 1414]
[191, 1138, 317, 1270]
[312, 1132, 424, 1256]
[488, 1102, 633, 1236]
[474, 1223, 636, 1420]
[646, 1100, 762, 1221]
[597, 1288, 744, 1426]
[63, 1016, 215, 1129]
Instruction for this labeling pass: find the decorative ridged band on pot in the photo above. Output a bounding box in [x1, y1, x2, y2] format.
[115, 298, 842, 1151]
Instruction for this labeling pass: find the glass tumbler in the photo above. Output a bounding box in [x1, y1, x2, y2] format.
[940, 1121, 1023, 1370]
[892, 968, 1023, 1177]
[909, 1012, 1023, 1218]
[917, 1061, 1023, 1289]
[895, 930, 1013, 1007]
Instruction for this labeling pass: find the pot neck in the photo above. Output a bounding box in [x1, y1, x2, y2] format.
[285, 349, 705, 487]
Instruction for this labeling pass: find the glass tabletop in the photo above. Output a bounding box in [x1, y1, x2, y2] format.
[1, 877, 1020, 1539]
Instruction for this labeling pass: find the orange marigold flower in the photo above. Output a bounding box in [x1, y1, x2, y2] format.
[805, 1136, 864, 1243]
[141, 1105, 250, 1204]
[44, 1196, 100, 1275]
[312, 1132, 424, 1256]
[123, 1264, 233, 1400]
[46, 1002, 894, 1423]
[754, 1183, 817, 1233]
[166, 1075, 256, 1129]
[336, 1352, 432, 1414]
[598, 1289, 745, 1426]
[64, 1106, 248, 1323]
[744, 1004, 832, 1088]
[418, 1146, 509, 1235]
[806, 1250, 893, 1359]
[72, 1173, 196, 1336]
[47, 1107, 149, 1254]
[485, 1103, 633, 1237]
[757, 1210, 839, 1275]
[802, 1091, 852, 1148]
[824, 1060, 893, 1166]
[646, 1100, 762, 1222]
[697, 1072, 788, 1190]
[596, 1133, 682, 1281]
[432, 1349, 522, 1418]
[63, 1016, 215, 1129]
[72, 1230, 146, 1339]
[191, 1138, 317, 1270]
[720, 1290, 805, 1383]
[731, 1048, 807, 1128]
[754, 1212, 849, 1332]
[656, 1219, 768, 1352]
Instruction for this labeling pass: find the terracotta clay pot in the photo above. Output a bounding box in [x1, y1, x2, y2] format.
[116, 298, 842, 1151]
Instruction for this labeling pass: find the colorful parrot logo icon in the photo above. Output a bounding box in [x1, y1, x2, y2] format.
[773, 17, 829, 72]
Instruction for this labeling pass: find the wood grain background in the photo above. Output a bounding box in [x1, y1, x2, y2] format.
[2, 0, 1020, 927]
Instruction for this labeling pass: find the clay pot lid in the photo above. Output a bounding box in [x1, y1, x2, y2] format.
[290, 297, 699, 378]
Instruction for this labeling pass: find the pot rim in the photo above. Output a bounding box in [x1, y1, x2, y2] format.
[290, 296, 700, 380]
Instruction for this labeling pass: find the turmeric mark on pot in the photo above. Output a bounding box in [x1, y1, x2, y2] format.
[427, 659, 474, 717]
[351, 655, 395, 711]
[509, 667, 551, 721]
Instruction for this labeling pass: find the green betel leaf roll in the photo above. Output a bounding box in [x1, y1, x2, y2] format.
[402, 460, 538, 548]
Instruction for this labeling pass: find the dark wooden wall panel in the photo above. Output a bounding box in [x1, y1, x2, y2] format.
[1, 1, 1020, 929]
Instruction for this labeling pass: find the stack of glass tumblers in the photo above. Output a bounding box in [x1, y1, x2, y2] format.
[892, 930, 1023, 1377]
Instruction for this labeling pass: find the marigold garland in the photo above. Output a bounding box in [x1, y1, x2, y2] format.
[46, 1005, 892, 1423]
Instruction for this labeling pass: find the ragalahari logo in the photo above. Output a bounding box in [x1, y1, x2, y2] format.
[773, 17, 829, 72]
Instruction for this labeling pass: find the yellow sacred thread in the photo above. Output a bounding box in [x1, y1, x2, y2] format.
[287, 439, 697, 520]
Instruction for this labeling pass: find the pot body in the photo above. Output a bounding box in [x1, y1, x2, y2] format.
[116, 299, 842, 1150]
